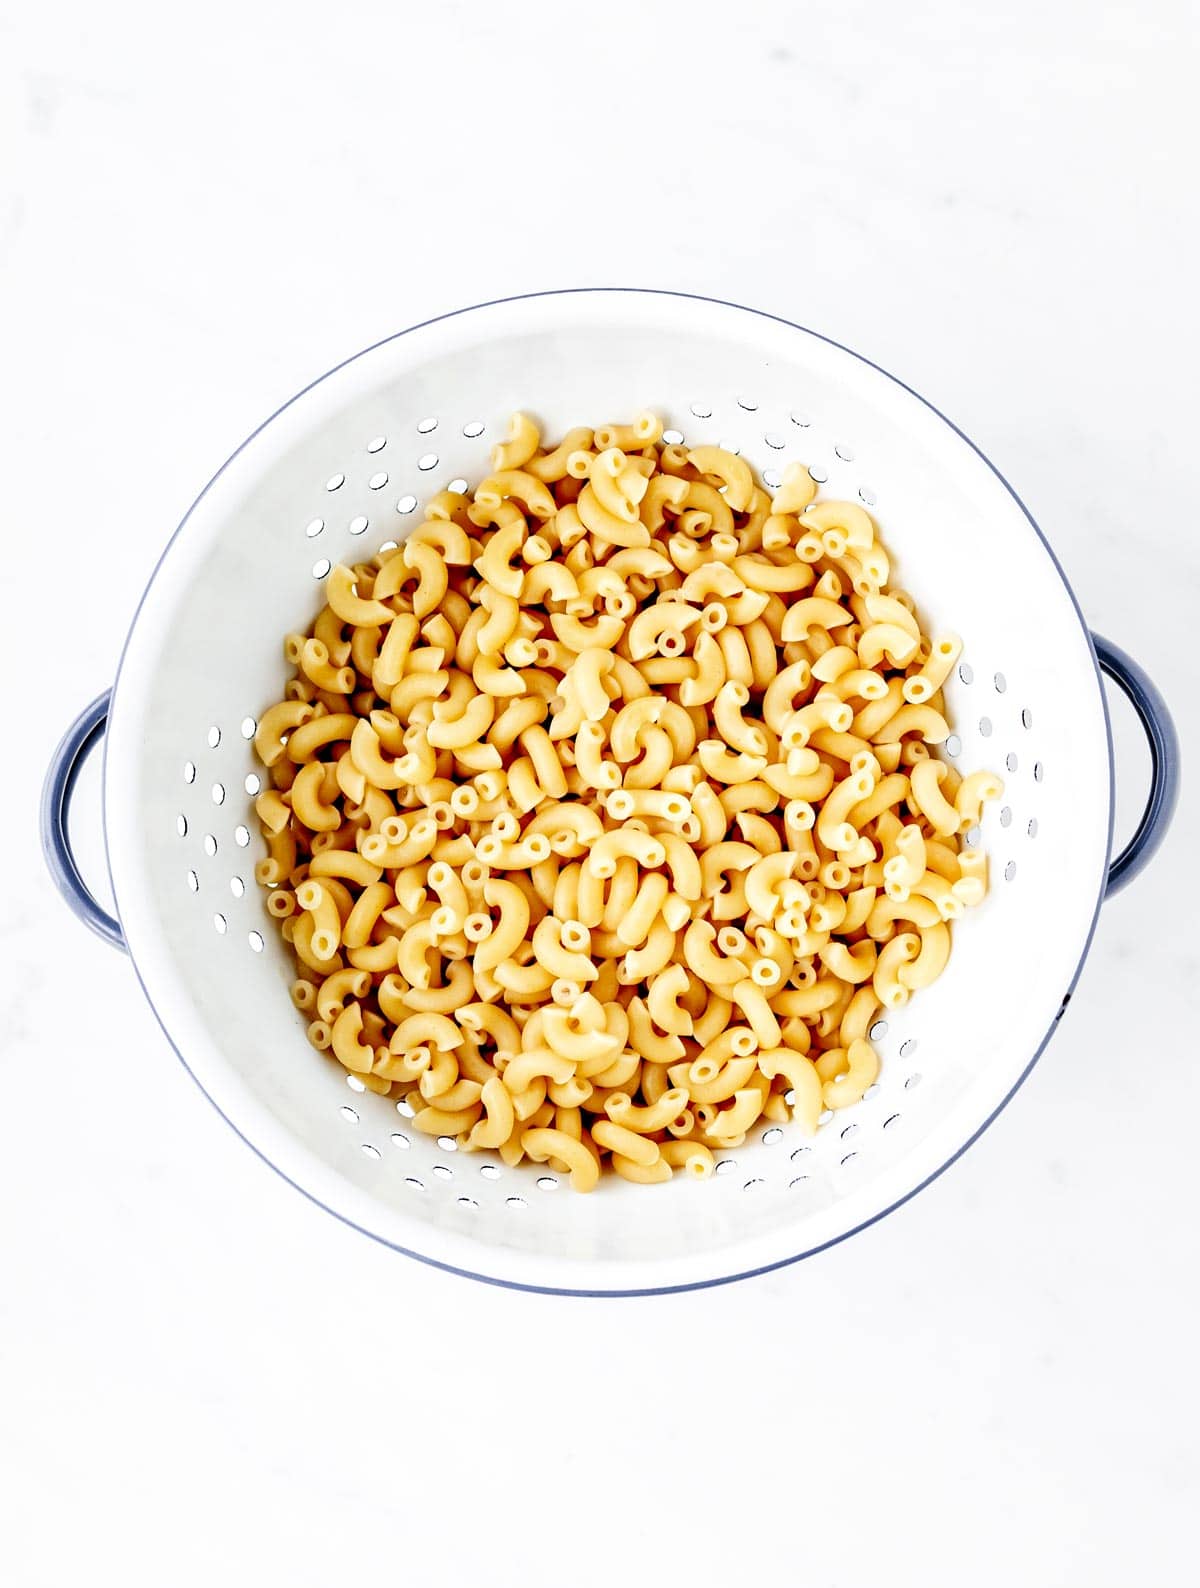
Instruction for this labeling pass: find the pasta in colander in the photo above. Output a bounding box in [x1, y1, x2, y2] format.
[251, 412, 1001, 1190]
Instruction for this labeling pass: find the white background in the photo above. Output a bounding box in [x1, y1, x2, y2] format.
[2, 2, 1198, 1584]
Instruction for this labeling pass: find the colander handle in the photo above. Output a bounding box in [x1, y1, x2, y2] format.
[1093, 635, 1180, 897]
[40, 689, 125, 951]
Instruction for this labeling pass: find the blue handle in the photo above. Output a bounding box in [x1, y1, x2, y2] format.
[40, 689, 125, 950]
[1092, 635, 1180, 897]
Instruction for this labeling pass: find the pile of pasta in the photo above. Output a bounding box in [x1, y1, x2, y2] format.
[252, 412, 1001, 1191]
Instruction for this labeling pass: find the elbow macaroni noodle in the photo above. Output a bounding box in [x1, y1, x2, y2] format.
[253, 412, 1001, 1189]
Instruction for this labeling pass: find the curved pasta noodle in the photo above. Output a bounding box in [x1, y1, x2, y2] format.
[909, 758, 962, 836]
[521, 1127, 600, 1192]
[326, 565, 393, 628]
[687, 446, 754, 512]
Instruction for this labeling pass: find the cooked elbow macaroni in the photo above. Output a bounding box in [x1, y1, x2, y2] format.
[254, 415, 1001, 1189]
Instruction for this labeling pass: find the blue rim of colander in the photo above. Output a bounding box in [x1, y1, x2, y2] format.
[45, 288, 1180, 1296]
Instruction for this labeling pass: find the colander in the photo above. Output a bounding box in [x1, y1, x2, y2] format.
[41, 289, 1180, 1295]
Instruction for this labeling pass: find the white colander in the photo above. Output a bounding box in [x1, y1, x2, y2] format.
[42, 289, 1179, 1295]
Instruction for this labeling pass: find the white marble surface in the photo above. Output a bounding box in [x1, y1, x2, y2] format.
[2, 2, 1198, 1583]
